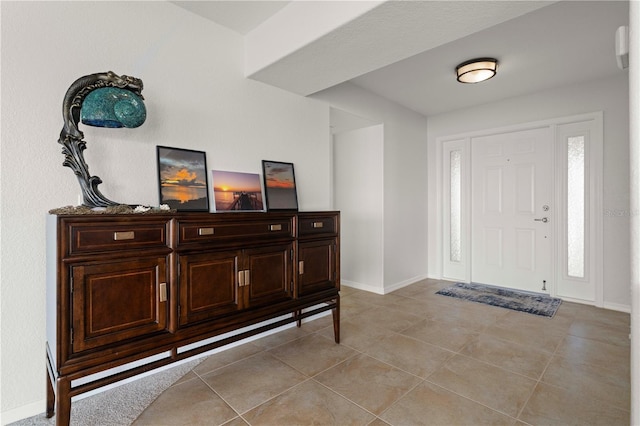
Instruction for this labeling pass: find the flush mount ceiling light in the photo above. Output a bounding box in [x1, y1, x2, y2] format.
[456, 58, 498, 83]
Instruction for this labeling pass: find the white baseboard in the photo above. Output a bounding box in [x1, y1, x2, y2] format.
[2, 399, 45, 425]
[557, 296, 631, 313]
[603, 301, 631, 313]
[341, 280, 384, 294]
[342, 274, 430, 295]
[383, 274, 430, 294]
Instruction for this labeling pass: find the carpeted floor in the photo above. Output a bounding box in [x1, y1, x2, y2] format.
[436, 282, 562, 317]
[9, 359, 201, 426]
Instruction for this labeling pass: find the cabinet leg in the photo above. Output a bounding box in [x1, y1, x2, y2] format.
[46, 369, 55, 418]
[332, 296, 340, 343]
[56, 377, 72, 426]
[295, 310, 302, 327]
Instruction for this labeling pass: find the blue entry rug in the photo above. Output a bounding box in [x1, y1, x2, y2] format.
[436, 282, 562, 318]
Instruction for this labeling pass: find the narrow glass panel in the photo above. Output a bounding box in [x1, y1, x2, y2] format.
[450, 150, 462, 263]
[567, 136, 585, 278]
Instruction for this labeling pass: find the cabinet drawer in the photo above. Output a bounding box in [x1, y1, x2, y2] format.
[69, 222, 169, 254]
[298, 215, 337, 236]
[177, 219, 293, 245]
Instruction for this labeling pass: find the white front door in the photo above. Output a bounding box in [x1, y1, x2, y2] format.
[471, 127, 553, 293]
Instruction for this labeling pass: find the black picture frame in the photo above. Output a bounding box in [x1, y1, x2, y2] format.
[157, 146, 209, 211]
[262, 160, 299, 211]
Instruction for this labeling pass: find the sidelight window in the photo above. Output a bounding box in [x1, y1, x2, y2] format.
[567, 135, 585, 278]
[450, 150, 462, 263]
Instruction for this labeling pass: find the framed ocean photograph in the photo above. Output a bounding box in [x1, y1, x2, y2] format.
[211, 170, 264, 212]
[156, 146, 209, 211]
[262, 160, 299, 211]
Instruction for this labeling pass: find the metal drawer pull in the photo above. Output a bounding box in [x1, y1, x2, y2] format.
[159, 283, 167, 302]
[113, 231, 135, 241]
[238, 270, 250, 286]
[299, 261, 304, 275]
[270, 224, 282, 231]
[198, 227, 215, 236]
[312, 222, 324, 228]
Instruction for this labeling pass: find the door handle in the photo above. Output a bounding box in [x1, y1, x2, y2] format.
[534, 217, 549, 223]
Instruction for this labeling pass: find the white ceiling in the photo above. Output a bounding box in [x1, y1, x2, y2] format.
[172, 0, 629, 117]
[171, 1, 291, 35]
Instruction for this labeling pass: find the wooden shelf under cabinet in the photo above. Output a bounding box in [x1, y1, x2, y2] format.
[46, 211, 340, 426]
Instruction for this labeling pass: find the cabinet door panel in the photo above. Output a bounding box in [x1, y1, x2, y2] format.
[244, 244, 293, 307]
[71, 257, 168, 353]
[179, 251, 241, 326]
[298, 239, 337, 296]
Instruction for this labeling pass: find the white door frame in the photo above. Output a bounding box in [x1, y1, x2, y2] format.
[437, 112, 603, 306]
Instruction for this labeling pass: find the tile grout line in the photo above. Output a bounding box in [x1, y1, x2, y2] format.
[417, 302, 546, 424]
[132, 282, 630, 425]
[514, 310, 577, 421]
[420, 378, 522, 423]
[308, 376, 382, 421]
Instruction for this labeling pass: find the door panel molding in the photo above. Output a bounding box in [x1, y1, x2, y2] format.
[471, 127, 552, 293]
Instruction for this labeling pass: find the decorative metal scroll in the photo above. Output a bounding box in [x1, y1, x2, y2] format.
[57, 71, 145, 207]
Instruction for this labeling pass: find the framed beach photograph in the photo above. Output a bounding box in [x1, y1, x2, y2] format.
[262, 160, 299, 211]
[211, 170, 264, 212]
[156, 146, 209, 211]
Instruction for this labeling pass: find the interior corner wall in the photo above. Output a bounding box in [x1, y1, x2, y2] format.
[629, 2, 639, 423]
[333, 125, 384, 293]
[0, 2, 331, 421]
[312, 82, 429, 293]
[427, 73, 630, 310]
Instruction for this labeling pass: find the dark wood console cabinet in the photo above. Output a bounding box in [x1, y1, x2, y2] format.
[46, 211, 340, 425]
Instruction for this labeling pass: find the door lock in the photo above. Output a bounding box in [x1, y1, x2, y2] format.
[534, 217, 549, 223]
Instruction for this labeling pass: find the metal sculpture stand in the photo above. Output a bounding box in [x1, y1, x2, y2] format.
[57, 71, 144, 207]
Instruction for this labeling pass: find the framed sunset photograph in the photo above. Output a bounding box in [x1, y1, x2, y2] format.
[211, 170, 264, 212]
[156, 146, 209, 211]
[262, 160, 299, 211]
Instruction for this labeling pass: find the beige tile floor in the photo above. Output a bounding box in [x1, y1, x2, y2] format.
[132, 279, 631, 426]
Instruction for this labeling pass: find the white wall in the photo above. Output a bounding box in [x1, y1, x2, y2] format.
[334, 125, 384, 292]
[629, 2, 639, 423]
[427, 74, 630, 310]
[0, 2, 331, 421]
[313, 82, 429, 293]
